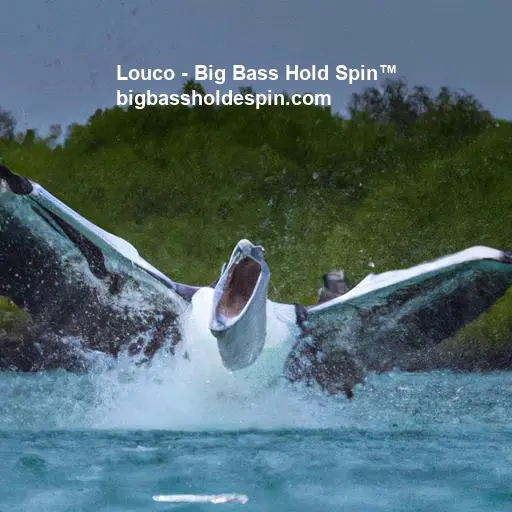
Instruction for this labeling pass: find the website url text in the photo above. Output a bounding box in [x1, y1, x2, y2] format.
[116, 89, 332, 110]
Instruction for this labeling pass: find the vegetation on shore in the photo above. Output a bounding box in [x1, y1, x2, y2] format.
[0, 297, 31, 334]
[1, 78, 511, 348]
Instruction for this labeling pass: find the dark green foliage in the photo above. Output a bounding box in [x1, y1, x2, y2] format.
[348, 78, 493, 136]
[0, 79, 508, 317]
[0, 297, 31, 333]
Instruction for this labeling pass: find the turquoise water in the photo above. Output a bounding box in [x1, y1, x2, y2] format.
[1, 367, 512, 511]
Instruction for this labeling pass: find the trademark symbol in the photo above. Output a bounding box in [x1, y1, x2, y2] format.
[379, 65, 397, 74]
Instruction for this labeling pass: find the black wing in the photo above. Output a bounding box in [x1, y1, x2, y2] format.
[304, 249, 512, 371]
[0, 166, 188, 370]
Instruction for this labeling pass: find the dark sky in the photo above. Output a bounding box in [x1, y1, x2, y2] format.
[1, 0, 511, 134]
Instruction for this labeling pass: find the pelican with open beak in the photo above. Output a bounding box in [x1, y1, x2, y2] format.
[209, 239, 270, 370]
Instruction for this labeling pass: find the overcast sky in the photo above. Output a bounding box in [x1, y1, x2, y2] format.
[1, 0, 511, 134]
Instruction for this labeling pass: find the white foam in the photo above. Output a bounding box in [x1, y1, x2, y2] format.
[153, 494, 248, 504]
[83, 288, 335, 431]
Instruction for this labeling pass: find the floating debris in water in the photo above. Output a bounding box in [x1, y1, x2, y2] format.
[153, 493, 249, 504]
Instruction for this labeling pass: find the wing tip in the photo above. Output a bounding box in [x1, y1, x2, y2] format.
[502, 252, 512, 264]
[0, 164, 33, 195]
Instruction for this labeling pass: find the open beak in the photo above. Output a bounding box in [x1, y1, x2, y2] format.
[215, 242, 265, 320]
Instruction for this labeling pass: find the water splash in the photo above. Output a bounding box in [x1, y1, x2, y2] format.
[0, 285, 345, 431]
[84, 287, 338, 431]
[2, 286, 512, 433]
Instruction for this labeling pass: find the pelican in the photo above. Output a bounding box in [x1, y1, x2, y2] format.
[1, 165, 511, 395]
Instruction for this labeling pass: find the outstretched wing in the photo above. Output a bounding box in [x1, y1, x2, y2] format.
[0, 166, 190, 369]
[1, 165, 200, 295]
[304, 246, 512, 370]
[0, 165, 204, 303]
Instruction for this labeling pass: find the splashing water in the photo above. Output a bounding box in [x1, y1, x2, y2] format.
[2, 285, 512, 437]
[0, 286, 345, 432]
[3, 297, 512, 512]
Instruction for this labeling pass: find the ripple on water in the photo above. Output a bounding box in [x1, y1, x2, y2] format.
[1, 370, 512, 511]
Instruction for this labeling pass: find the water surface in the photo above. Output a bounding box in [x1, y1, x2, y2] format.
[1, 368, 511, 511]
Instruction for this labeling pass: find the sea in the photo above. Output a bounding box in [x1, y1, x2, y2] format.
[1, 301, 511, 511]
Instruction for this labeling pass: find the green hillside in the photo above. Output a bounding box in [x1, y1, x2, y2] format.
[1, 78, 511, 349]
